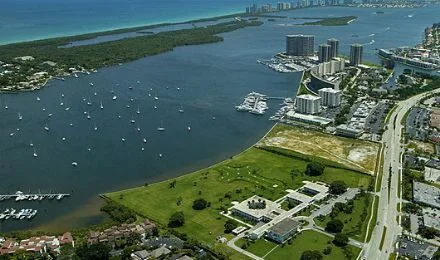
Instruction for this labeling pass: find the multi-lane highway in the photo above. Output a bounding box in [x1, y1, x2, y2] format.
[364, 89, 440, 260]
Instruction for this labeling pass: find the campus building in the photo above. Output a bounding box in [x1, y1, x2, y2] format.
[231, 195, 285, 223]
[295, 94, 321, 114]
[266, 218, 300, 243]
[286, 35, 315, 56]
[318, 88, 341, 107]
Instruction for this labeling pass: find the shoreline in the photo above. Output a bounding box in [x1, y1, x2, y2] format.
[0, 11, 244, 46]
[102, 121, 280, 197]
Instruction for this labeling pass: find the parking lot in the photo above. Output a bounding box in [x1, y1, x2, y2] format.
[406, 107, 430, 141]
[397, 235, 438, 259]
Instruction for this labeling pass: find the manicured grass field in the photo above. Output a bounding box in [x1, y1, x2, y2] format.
[235, 238, 278, 257]
[265, 230, 361, 260]
[106, 147, 371, 258]
[315, 193, 373, 241]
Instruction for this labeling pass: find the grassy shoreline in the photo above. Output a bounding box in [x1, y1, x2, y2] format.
[104, 124, 372, 258]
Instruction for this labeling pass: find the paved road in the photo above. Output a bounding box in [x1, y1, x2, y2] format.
[363, 89, 440, 260]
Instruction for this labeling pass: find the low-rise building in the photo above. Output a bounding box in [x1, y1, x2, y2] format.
[88, 219, 156, 245]
[335, 124, 364, 138]
[231, 195, 285, 223]
[424, 159, 440, 183]
[0, 232, 73, 256]
[413, 181, 440, 209]
[266, 218, 300, 243]
[286, 111, 333, 127]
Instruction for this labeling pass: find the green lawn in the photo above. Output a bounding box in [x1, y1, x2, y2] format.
[235, 238, 278, 257]
[105, 147, 371, 258]
[366, 195, 379, 242]
[315, 193, 373, 241]
[265, 230, 361, 260]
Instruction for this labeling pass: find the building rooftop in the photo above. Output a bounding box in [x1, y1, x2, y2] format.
[286, 111, 333, 126]
[413, 181, 440, 209]
[425, 158, 440, 169]
[286, 34, 314, 37]
[297, 94, 321, 101]
[319, 87, 341, 93]
[286, 191, 313, 204]
[232, 195, 285, 221]
[267, 218, 300, 236]
[303, 181, 329, 194]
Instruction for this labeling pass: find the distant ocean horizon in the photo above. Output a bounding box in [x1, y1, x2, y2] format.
[0, 0, 272, 45]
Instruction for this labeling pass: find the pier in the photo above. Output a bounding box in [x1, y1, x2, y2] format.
[0, 191, 70, 202]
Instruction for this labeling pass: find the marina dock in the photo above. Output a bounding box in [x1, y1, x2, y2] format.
[0, 191, 70, 202]
[235, 92, 269, 115]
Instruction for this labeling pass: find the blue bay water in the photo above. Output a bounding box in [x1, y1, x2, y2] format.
[0, 0, 271, 45]
[1, 3, 440, 232]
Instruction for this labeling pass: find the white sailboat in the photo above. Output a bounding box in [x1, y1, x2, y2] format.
[100, 101, 104, 109]
[36, 96, 41, 101]
[154, 96, 159, 100]
[87, 112, 91, 120]
[18, 112, 23, 120]
[33, 148, 38, 158]
[130, 119, 136, 124]
[143, 138, 147, 143]
[157, 121, 165, 131]
[112, 95, 117, 100]
[136, 107, 140, 114]
[187, 126, 191, 132]
[30, 141, 34, 147]
[178, 106, 184, 113]
[4, 102, 8, 109]
[89, 82, 94, 86]
[94, 124, 98, 131]
[44, 124, 49, 132]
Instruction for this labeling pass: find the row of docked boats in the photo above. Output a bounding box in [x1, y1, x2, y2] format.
[0, 191, 70, 202]
[0, 208, 38, 221]
[235, 92, 269, 115]
[270, 98, 295, 121]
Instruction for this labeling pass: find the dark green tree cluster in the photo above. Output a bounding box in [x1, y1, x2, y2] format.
[329, 181, 347, 195]
[325, 219, 344, 233]
[305, 162, 325, 176]
[100, 201, 136, 223]
[168, 211, 185, 228]
[75, 242, 112, 260]
[224, 219, 238, 234]
[300, 250, 323, 260]
[192, 198, 208, 210]
[418, 226, 438, 239]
